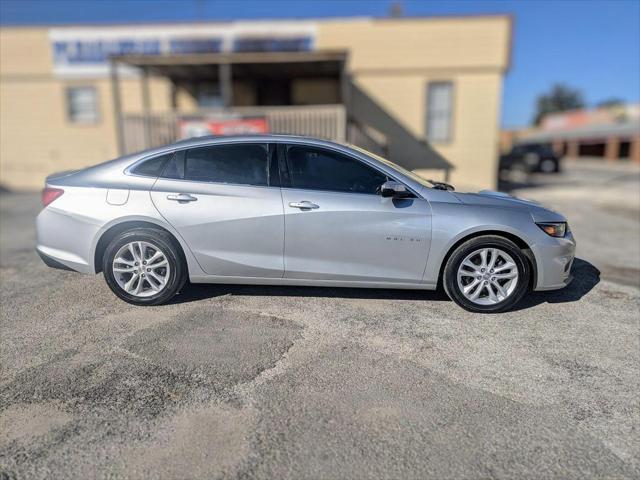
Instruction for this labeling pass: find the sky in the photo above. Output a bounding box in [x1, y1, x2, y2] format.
[1, 0, 639, 128]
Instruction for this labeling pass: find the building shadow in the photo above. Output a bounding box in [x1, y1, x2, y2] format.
[170, 257, 600, 312]
[348, 81, 452, 174]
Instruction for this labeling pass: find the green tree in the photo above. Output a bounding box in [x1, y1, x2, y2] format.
[533, 84, 585, 125]
[596, 98, 625, 108]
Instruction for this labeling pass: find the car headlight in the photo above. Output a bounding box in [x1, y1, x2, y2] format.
[536, 222, 567, 238]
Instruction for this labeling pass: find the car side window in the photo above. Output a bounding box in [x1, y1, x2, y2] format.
[163, 143, 269, 186]
[285, 145, 388, 195]
[131, 152, 174, 177]
[161, 151, 185, 180]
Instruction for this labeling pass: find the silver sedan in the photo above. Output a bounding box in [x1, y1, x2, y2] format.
[36, 135, 576, 312]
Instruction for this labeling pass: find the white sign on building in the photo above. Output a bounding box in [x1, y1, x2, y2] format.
[49, 22, 318, 77]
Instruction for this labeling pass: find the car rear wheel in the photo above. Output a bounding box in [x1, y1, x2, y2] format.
[103, 228, 187, 306]
[443, 235, 531, 313]
[539, 158, 558, 173]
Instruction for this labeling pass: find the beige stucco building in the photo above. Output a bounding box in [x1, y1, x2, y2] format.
[0, 15, 511, 190]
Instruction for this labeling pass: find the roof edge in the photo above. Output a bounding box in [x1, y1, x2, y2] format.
[0, 13, 513, 29]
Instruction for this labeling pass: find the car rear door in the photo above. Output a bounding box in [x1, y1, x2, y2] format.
[150, 142, 284, 278]
[279, 143, 431, 283]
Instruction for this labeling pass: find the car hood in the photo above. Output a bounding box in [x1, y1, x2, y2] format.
[452, 190, 567, 222]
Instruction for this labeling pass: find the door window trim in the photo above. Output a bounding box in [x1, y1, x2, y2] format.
[126, 140, 419, 197]
[280, 143, 416, 198]
[129, 142, 278, 189]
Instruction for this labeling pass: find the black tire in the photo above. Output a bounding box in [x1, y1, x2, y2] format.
[102, 227, 187, 306]
[539, 158, 558, 174]
[443, 235, 531, 313]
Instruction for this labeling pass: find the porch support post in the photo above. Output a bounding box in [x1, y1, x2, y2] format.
[170, 79, 178, 111]
[169, 79, 180, 141]
[110, 58, 125, 156]
[340, 59, 350, 142]
[219, 62, 233, 108]
[141, 67, 152, 148]
[340, 59, 351, 110]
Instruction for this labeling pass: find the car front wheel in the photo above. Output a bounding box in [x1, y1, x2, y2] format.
[443, 235, 531, 313]
[103, 227, 187, 306]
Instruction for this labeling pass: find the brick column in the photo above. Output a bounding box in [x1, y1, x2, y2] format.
[552, 139, 564, 156]
[631, 135, 640, 165]
[605, 136, 620, 162]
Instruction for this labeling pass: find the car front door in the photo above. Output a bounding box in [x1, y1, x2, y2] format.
[280, 144, 431, 284]
[150, 143, 284, 278]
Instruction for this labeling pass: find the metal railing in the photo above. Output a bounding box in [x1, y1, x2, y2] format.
[123, 115, 178, 154]
[122, 104, 347, 154]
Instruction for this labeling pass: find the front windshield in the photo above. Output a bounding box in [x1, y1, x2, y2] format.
[348, 144, 435, 189]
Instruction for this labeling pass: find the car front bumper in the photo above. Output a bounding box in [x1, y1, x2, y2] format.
[532, 230, 576, 291]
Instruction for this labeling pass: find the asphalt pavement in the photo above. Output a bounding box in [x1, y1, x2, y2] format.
[1, 160, 639, 479]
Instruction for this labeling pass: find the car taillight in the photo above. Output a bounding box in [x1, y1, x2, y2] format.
[41, 187, 64, 207]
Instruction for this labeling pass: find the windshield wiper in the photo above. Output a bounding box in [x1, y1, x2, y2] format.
[428, 180, 455, 191]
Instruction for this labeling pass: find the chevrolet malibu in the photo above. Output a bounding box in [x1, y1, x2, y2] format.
[36, 135, 576, 313]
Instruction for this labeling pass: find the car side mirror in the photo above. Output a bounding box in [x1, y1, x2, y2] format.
[380, 181, 412, 198]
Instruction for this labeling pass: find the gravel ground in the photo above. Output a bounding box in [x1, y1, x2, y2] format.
[1, 161, 639, 479]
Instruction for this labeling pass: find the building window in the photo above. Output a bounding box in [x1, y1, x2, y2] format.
[66, 86, 99, 123]
[196, 83, 223, 108]
[426, 82, 453, 143]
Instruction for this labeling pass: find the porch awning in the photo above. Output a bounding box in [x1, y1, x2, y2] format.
[111, 50, 347, 79]
[109, 49, 452, 175]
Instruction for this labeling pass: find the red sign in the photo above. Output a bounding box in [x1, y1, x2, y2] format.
[179, 117, 269, 139]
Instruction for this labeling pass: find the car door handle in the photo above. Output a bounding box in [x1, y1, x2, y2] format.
[289, 201, 319, 210]
[167, 193, 197, 203]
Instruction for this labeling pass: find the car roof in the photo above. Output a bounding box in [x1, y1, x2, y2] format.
[168, 134, 338, 148]
[110, 134, 350, 170]
[115, 134, 363, 177]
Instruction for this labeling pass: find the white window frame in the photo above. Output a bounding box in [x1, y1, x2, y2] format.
[66, 86, 99, 124]
[426, 81, 454, 143]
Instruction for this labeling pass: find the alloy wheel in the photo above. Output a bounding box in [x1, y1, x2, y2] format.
[112, 241, 171, 297]
[456, 247, 519, 306]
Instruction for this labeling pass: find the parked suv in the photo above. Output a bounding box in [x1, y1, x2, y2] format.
[500, 144, 562, 174]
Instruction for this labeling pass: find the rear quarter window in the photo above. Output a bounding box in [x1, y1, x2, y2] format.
[131, 153, 174, 177]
